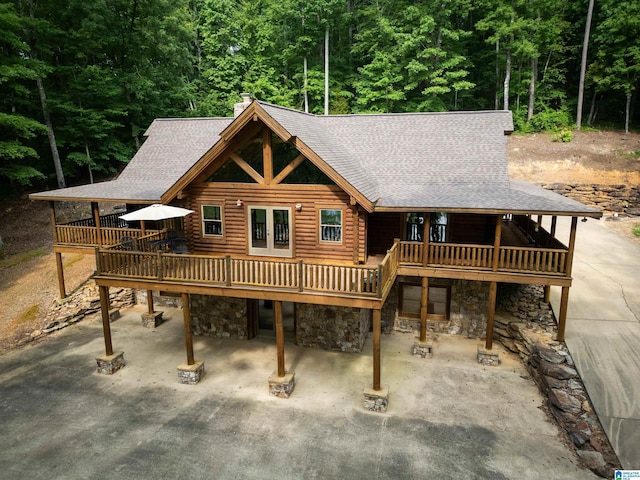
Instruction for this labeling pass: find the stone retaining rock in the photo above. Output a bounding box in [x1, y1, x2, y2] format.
[22, 281, 135, 344]
[542, 183, 640, 213]
[493, 308, 621, 477]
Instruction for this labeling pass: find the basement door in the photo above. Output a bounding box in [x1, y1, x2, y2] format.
[248, 206, 292, 257]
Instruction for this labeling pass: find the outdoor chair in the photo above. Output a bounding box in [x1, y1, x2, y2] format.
[120, 236, 136, 251]
[169, 237, 189, 254]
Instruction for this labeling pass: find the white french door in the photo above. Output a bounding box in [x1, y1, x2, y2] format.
[248, 206, 292, 257]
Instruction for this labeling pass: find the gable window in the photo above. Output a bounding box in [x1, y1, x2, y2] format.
[320, 209, 342, 243]
[202, 205, 223, 236]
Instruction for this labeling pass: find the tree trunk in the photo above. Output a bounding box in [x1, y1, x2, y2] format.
[503, 49, 511, 111]
[303, 56, 309, 113]
[625, 93, 631, 134]
[577, 0, 595, 130]
[324, 26, 329, 116]
[495, 40, 500, 110]
[36, 76, 65, 189]
[587, 90, 597, 125]
[527, 57, 537, 121]
[85, 142, 94, 184]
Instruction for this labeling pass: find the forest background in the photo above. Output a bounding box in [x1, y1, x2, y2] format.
[1, 0, 639, 192]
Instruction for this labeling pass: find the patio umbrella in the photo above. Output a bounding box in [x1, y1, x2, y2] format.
[119, 204, 194, 222]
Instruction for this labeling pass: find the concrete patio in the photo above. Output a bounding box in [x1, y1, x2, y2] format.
[0, 305, 595, 479]
[550, 215, 640, 470]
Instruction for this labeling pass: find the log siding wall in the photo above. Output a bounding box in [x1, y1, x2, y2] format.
[186, 183, 365, 264]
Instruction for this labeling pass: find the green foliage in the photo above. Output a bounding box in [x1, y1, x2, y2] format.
[552, 130, 573, 143]
[0, 0, 639, 193]
[632, 224, 640, 238]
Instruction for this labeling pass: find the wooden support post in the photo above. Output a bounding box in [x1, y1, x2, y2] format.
[140, 219, 146, 237]
[485, 281, 497, 350]
[49, 201, 57, 242]
[147, 290, 155, 314]
[275, 300, 285, 377]
[99, 286, 113, 356]
[55, 251, 66, 299]
[372, 308, 382, 391]
[352, 204, 360, 264]
[422, 213, 431, 267]
[544, 285, 551, 303]
[492, 215, 502, 272]
[263, 128, 273, 185]
[557, 286, 570, 342]
[565, 217, 578, 277]
[550, 216, 557, 238]
[92, 202, 102, 246]
[419, 277, 429, 342]
[182, 293, 194, 365]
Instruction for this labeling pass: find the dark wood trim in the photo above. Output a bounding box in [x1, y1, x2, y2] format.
[396, 266, 573, 287]
[91, 202, 102, 246]
[492, 215, 502, 272]
[263, 128, 273, 185]
[565, 217, 578, 278]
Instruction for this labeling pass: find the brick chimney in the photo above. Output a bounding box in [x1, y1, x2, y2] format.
[234, 93, 252, 117]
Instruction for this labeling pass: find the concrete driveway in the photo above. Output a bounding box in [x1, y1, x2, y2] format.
[550, 216, 640, 469]
[0, 305, 595, 479]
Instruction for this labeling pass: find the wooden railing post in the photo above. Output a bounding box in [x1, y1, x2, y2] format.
[492, 215, 502, 272]
[157, 251, 163, 281]
[298, 260, 304, 292]
[225, 255, 232, 286]
[422, 214, 431, 267]
[376, 265, 383, 298]
[94, 247, 101, 275]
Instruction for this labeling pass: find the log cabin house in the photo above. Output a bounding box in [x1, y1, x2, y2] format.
[30, 95, 601, 408]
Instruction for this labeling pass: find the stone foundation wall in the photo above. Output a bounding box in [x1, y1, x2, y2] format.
[496, 284, 555, 331]
[136, 290, 183, 308]
[394, 279, 489, 339]
[296, 304, 371, 352]
[542, 183, 640, 213]
[189, 295, 248, 339]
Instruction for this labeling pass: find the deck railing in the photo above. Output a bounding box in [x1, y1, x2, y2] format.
[398, 241, 568, 275]
[55, 224, 160, 247]
[96, 250, 392, 298]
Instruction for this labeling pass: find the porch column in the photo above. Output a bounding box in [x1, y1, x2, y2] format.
[550, 216, 558, 238]
[182, 293, 194, 365]
[485, 281, 498, 350]
[492, 215, 502, 271]
[351, 200, 360, 263]
[140, 219, 146, 237]
[50, 202, 66, 298]
[55, 252, 66, 299]
[141, 289, 163, 328]
[268, 300, 295, 398]
[177, 293, 205, 384]
[363, 308, 389, 412]
[95, 285, 125, 374]
[275, 300, 285, 376]
[422, 213, 431, 266]
[477, 281, 500, 366]
[557, 287, 570, 342]
[565, 217, 578, 277]
[419, 277, 429, 342]
[91, 202, 102, 246]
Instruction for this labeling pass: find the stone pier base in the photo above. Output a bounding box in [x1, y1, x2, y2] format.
[96, 351, 125, 374]
[413, 338, 433, 358]
[477, 345, 500, 366]
[268, 371, 296, 398]
[177, 360, 205, 384]
[141, 311, 163, 328]
[108, 309, 120, 322]
[363, 385, 389, 413]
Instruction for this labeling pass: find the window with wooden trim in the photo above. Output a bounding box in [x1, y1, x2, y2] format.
[202, 205, 223, 237]
[399, 283, 450, 321]
[319, 209, 342, 243]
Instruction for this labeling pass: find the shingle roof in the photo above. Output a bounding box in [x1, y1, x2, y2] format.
[30, 117, 232, 203]
[30, 101, 601, 216]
